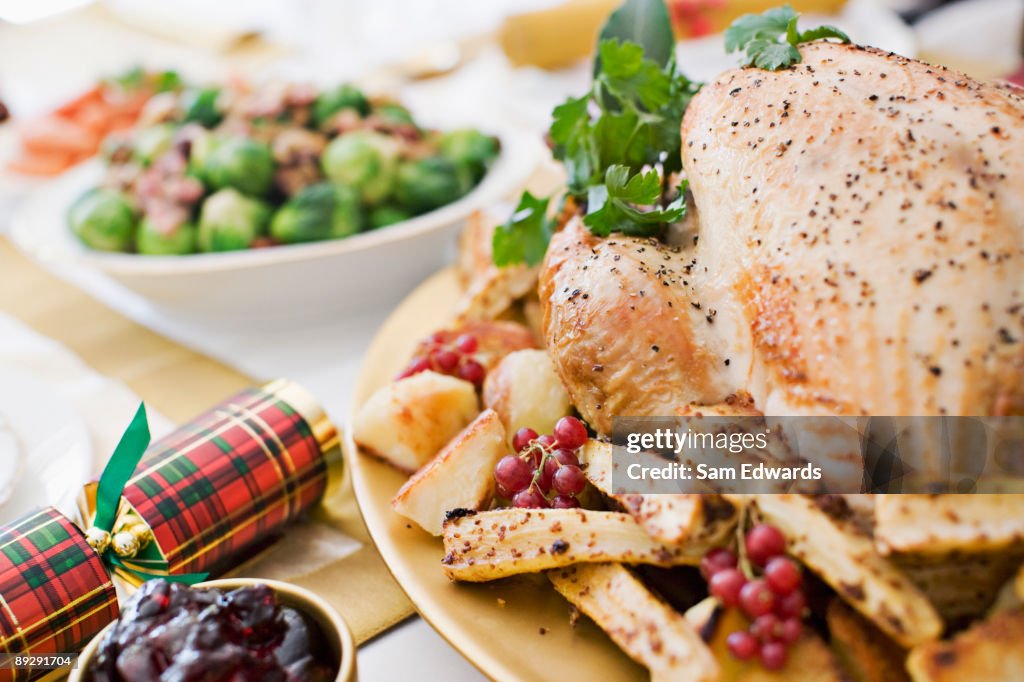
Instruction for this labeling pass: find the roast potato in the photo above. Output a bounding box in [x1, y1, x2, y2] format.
[353, 371, 479, 473]
[392, 409, 507, 535]
[482, 349, 572, 442]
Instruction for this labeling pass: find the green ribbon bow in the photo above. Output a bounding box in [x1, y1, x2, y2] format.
[91, 403, 207, 585]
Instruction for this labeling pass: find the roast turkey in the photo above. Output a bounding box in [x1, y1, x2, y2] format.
[540, 42, 1024, 432]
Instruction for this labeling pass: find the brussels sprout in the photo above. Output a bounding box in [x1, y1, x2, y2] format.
[68, 189, 137, 252]
[368, 205, 412, 229]
[133, 124, 176, 166]
[312, 84, 370, 127]
[438, 128, 499, 181]
[373, 103, 415, 127]
[186, 127, 214, 181]
[182, 87, 223, 127]
[197, 188, 270, 252]
[270, 183, 362, 244]
[393, 156, 473, 213]
[136, 218, 197, 255]
[201, 136, 275, 197]
[321, 131, 399, 205]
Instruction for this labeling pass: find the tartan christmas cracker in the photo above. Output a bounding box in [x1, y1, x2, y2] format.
[0, 379, 340, 682]
[0, 508, 118, 682]
[77, 379, 342, 583]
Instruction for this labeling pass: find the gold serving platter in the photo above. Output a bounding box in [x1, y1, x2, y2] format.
[345, 268, 644, 681]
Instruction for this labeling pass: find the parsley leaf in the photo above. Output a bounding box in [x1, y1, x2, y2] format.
[597, 0, 676, 69]
[598, 40, 673, 111]
[797, 25, 851, 43]
[725, 4, 851, 71]
[550, 94, 595, 194]
[724, 5, 797, 53]
[584, 166, 688, 237]
[750, 40, 801, 70]
[492, 192, 554, 267]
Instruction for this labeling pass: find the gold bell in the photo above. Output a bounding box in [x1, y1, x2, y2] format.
[84, 527, 111, 555]
[117, 520, 153, 552]
[111, 530, 140, 559]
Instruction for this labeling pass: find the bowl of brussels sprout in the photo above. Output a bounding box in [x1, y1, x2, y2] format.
[10, 81, 542, 320]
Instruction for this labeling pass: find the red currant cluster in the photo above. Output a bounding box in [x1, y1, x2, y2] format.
[700, 524, 806, 671]
[396, 331, 486, 387]
[493, 417, 589, 509]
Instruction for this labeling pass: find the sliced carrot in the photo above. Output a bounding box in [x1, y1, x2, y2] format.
[19, 115, 98, 155]
[53, 86, 103, 117]
[6, 149, 76, 176]
[71, 101, 111, 136]
[106, 112, 138, 132]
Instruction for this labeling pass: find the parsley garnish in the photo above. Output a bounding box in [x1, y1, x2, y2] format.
[493, 0, 698, 266]
[492, 1, 854, 266]
[492, 192, 555, 267]
[551, 39, 697, 196]
[585, 167, 688, 237]
[725, 5, 850, 71]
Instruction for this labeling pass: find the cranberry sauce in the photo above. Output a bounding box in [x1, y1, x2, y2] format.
[88, 580, 336, 682]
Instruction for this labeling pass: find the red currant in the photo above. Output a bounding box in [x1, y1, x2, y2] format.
[397, 356, 431, 379]
[494, 456, 533, 495]
[751, 613, 781, 642]
[553, 416, 588, 450]
[780, 617, 802, 645]
[708, 568, 746, 608]
[432, 348, 459, 372]
[760, 641, 787, 670]
[739, 579, 776, 618]
[512, 428, 539, 453]
[512, 487, 548, 509]
[764, 557, 802, 595]
[551, 448, 580, 468]
[775, 590, 806, 619]
[745, 524, 786, 567]
[458, 359, 486, 386]
[726, 630, 759, 661]
[536, 434, 557, 450]
[699, 547, 738, 580]
[552, 465, 586, 497]
[537, 457, 558, 493]
[454, 334, 478, 354]
[551, 495, 580, 509]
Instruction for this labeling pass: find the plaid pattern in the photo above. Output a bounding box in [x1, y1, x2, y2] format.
[122, 386, 329, 577]
[0, 508, 117, 682]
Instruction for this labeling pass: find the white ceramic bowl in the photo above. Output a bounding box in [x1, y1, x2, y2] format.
[9, 127, 543, 321]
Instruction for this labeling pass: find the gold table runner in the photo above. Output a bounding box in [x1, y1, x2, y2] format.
[0, 237, 414, 643]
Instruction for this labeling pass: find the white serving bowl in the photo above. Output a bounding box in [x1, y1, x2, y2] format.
[9, 127, 542, 321]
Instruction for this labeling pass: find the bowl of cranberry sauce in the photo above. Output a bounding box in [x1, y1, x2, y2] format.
[73, 578, 356, 682]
